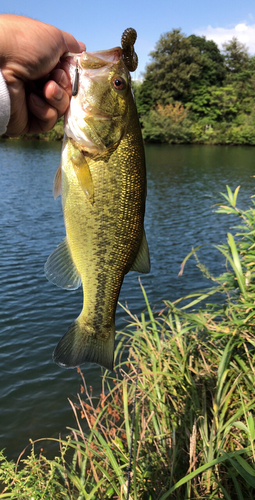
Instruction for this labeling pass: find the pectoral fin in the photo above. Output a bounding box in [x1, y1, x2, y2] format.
[129, 230, 150, 274]
[71, 152, 94, 203]
[44, 238, 81, 290]
[53, 163, 62, 199]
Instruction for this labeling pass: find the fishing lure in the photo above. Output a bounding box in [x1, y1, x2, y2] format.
[121, 28, 138, 72]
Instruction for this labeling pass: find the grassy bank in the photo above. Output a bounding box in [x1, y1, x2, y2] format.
[1, 185, 255, 499]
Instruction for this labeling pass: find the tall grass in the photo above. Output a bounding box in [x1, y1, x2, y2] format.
[1, 185, 255, 499]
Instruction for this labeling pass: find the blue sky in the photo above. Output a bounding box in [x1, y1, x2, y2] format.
[3, 0, 255, 77]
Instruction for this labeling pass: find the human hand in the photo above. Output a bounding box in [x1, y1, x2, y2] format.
[0, 15, 85, 136]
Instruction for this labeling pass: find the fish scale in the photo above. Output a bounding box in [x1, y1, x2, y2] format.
[45, 29, 150, 370]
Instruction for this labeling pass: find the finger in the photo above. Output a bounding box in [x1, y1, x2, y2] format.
[77, 41, 86, 51]
[27, 93, 58, 133]
[60, 31, 86, 54]
[50, 68, 72, 96]
[43, 80, 70, 117]
[58, 61, 72, 83]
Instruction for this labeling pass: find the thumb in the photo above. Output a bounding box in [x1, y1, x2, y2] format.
[60, 30, 86, 54]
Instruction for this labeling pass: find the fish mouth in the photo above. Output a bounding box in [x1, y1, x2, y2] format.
[81, 48, 122, 68]
[63, 47, 123, 70]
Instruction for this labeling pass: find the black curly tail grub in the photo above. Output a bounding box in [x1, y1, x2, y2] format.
[121, 28, 138, 72]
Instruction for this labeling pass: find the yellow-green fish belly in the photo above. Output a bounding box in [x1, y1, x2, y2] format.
[56, 135, 145, 368]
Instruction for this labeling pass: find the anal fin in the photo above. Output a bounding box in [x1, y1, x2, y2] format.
[44, 238, 81, 290]
[129, 229, 150, 274]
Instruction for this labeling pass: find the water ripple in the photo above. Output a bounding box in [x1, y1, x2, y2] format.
[0, 140, 254, 458]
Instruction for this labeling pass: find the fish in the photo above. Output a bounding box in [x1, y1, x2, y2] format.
[45, 28, 150, 371]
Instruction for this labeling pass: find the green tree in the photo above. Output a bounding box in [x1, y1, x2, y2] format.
[132, 77, 154, 115]
[142, 102, 194, 143]
[223, 37, 249, 76]
[222, 39, 255, 116]
[144, 29, 202, 105]
[188, 34, 226, 86]
[187, 85, 239, 122]
[139, 30, 227, 114]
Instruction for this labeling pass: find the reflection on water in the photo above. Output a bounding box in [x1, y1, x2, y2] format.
[0, 140, 254, 458]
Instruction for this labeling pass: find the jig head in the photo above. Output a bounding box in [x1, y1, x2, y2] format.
[72, 60, 79, 97]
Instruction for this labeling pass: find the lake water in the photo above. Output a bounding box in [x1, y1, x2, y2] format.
[0, 140, 254, 459]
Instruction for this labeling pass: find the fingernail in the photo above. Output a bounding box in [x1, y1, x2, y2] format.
[58, 72, 69, 89]
[54, 85, 63, 101]
[78, 41, 86, 51]
[30, 93, 45, 108]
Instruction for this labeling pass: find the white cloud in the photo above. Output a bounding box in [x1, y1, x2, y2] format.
[195, 23, 255, 54]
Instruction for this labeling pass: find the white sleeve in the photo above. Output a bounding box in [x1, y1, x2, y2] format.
[0, 70, 11, 135]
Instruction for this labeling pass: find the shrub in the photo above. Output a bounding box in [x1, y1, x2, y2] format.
[142, 103, 194, 143]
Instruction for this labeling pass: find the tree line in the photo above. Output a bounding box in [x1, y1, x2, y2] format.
[133, 29, 255, 145]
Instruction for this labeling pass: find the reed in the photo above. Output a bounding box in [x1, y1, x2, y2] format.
[1, 185, 255, 499]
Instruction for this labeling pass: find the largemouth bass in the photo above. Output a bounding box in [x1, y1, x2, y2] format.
[45, 28, 150, 370]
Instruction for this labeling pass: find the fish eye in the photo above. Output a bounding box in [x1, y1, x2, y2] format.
[112, 76, 127, 91]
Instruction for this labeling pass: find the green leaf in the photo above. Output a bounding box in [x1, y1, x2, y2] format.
[227, 456, 255, 487]
[247, 412, 255, 440]
[160, 449, 251, 497]
[178, 245, 206, 276]
[235, 454, 255, 476]
[230, 421, 249, 433]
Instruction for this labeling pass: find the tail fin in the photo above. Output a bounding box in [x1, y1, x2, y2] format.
[53, 320, 115, 370]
